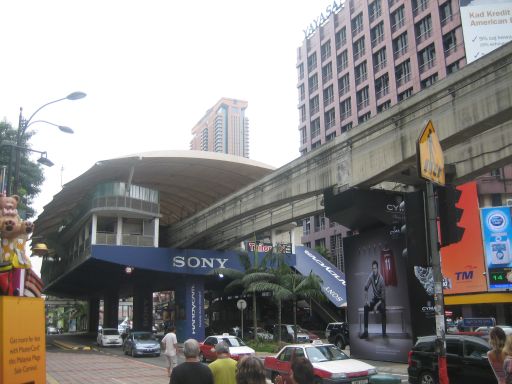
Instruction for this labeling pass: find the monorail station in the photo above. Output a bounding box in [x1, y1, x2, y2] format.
[34, 151, 347, 340]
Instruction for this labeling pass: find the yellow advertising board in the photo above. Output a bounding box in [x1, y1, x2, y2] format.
[417, 120, 445, 185]
[0, 296, 46, 384]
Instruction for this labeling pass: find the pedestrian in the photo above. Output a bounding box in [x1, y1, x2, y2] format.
[169, 338, 213, 384]
[487, 326, 506, 384]
[503, 334, 512, 384]
[235, 355, 266, 384]
[274, 357, 315, 384]
[360, 260, 386, 339]
[209, 341, 237, 384]
[161, 325, 178, 377]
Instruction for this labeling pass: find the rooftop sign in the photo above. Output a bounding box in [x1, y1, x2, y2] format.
[303, 1, 344, 40]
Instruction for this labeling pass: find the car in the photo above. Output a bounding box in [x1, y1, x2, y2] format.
[97, 327, 123, 347]
[475, 325, 512, 339]
[122, 331, 160, 357]
[47, 326, 59, 335]
[264, 340, 377, 383]
[325, 322, 350, 350]
[247, 327, 273, 341]
[408, 334, 494, 384]
[199, 333, 255, 362]
[273, 324, 311, 343]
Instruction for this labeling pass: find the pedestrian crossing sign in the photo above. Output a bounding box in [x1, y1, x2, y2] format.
[417, 120, 445, 185]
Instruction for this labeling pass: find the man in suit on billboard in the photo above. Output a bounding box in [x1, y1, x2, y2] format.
[360, 260, 386, 338]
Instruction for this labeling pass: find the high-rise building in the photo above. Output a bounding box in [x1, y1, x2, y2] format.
[190, 98, 249, 158]
[296, 0, 466, 269]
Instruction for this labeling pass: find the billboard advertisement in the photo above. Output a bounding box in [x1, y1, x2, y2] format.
[344, 226, 413, 363]
[481, 206, 512, 290]
[460, 0, 512, 64]
[441, 182, 488, 294]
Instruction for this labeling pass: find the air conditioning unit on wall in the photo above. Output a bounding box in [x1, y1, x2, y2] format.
[507, 199, 512, 207]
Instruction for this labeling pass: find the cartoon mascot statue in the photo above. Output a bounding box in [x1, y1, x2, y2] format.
[0, 194, 43, 297]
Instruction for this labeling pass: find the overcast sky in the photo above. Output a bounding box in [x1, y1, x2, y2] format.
[0, 1, 331, 275]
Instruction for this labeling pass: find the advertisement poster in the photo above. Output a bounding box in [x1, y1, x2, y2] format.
[344, 227, 413, 363]
[481, 206, 512, 290]
[460, 0, 512, 63]
[441, 182, 488, 294]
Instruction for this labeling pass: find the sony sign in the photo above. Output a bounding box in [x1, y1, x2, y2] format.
[304, 249, 346, 286]
[303, 1, 344, 39]
[172, 256, 228, 269]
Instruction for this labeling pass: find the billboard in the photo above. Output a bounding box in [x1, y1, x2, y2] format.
[481, 206, 512, 290]
[441, 182, 488, 294]
[460, 0, 512, 64]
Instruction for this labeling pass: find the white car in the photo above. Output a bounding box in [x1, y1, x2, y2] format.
[248, 327, 273, 341]
[97, 328, 123, 347]
[199, 334, 255, 362]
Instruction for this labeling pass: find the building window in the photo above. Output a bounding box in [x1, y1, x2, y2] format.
[325, 108, 336, 129]
[321, 40, 332, 62]
[440, 1, 453, 25]
[413, 0, 429, 17]
[371, 22, 385, 47]
[395, 59, 411, 86]
[391, 5, 405, 32]
[446, 60, 460, 74]
[314, 214, 326, 232]
[310, 95, 320, 115]
[369, 0, 382, 22]
[377, 100, 391, 112]
[393, 32, 408, 58]
[443, 30, 458, 55]
[308, 73, 318, 93]
[373, 47, 387, 72]
[355, 61, 368, 85]
[300, 126, 307, 145]
[303, 218, 311, 235]
[326, 131, 337, 141]
[298, 63, 304, 81]
[491, 194, 502, 207]
[340, 97, 352, 120]
[338, 73, 350, 96]
[420, 73, 438, 89]
[298, 84, 305, 101]
[307, 52, 317, 72]
[352, 13, 364, 35]
[358, 112, 371, 123]
[353, 37, 365, 61]
[323, 85, 334, 105]
[335, 27, 347, 50]
[337, 50, 349, 72]
[330, 233, 344, 271]
[341, 122, 353, 133]
[375, 73, 389, 99]
[415, 15, 432, 43]
[490, 168, 502, 178]
[418, 44, 436, 73]
[357, 86, 370, 110]
[299, 105, 306, 123]
[312, 141, 322, 150]
[311, 118, 321, 138]
[398, 87, 413, 101]
[322, 62, 333, 83]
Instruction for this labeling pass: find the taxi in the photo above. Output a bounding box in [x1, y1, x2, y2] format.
[264, 340, 377, 383]
[199, 333, 255, 362]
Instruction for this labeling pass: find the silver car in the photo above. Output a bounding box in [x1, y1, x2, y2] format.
[123, 331, 160, 357]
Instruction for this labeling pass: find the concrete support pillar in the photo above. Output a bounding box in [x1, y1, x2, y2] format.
[91, 214, 97, 244]
[291, 227, 296, 254]
[116, 216, 123, 246]
[154, 218, 159, 247]
[88, 297, 100, 332]
[271, 229, 277, 245]
[103, 289, 119, 329]
[133, 283, 153, 332]
[175, 278, 204, 342]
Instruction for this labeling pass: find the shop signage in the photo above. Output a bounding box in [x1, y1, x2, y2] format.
[303, 1, 344, 39]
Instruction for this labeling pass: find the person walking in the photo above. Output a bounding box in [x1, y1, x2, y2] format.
[503, 334, 512, 384]
[161, 325, 178, 377]
[208, 341, 237, 384]
[235, 355, 266, 384]
[169, 339, 213, 384]
[360, 260, 386, 339]
[487, 326, 507, 384]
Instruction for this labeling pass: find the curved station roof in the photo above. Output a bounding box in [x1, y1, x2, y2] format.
[34, 150, 275, 238]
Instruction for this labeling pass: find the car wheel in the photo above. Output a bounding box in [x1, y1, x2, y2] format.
[419, 371, 437, 384]
[199, 352, 206, 362]
[335, 336, 346, 350]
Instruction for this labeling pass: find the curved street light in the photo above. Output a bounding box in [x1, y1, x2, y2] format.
[8, 91, 86, 195]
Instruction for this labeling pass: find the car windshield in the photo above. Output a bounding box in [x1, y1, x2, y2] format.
[305, 345, 349, 362]
[292, 325, 306, 333]
[134, 333, 156, 341]
[103, 329, 119, 336]
[221, 337, 246, 347]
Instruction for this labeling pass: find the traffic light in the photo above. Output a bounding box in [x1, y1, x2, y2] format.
[401, 190, 429, 265]
[437, 184, 465, 247]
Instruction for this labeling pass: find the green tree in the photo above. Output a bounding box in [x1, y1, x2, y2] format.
[0, 120, 44, 218]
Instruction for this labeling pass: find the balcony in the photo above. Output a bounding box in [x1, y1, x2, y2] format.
[396, 73, 411, 87]
[354, 48, 366, 61]
[92, 196, 159, 215]
[416, 29, 432, 44]
[371, 34, 384, 47]
[393, 46, 408, 59]
[419, 58, 436, 74]
[374, 60, 387, 73]
[376, 87, 389, 100]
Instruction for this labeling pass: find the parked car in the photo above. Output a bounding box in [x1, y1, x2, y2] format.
[199, 333, 255, 362]
[273, 324, 310, 343]
[122, 331, 160, 357]
[97, 328, 123, 347]
[475, 325, 512, 340]
[247, 327, 273, 341]
[325, 322, 350, 349]
[264, 340, 377, 383]
[408, 334, 494, 384]
[47, 326, 59, 335]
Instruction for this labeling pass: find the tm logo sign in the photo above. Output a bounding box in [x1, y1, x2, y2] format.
[455, 271, 473, 280]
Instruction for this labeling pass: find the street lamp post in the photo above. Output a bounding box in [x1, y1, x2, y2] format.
[8, 91, 86, 195]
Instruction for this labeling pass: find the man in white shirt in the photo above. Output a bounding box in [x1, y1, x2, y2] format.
[161, 325, 178, 377]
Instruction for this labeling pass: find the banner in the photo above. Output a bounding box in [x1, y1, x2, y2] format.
[481, 206, 512, 290]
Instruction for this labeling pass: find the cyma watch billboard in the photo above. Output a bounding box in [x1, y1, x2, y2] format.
[481, 206, 512, 290]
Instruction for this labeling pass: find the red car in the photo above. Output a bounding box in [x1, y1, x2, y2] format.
[199, 334, 255, 362]
[264, 341, 377, 383]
